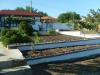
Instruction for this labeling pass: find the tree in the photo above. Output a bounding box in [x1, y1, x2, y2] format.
[38, 11, 48, 17]
[26, 6, 32, 12]
[58, 12, 81, 23]
[82, 9, 100, 31]
[16, 6, 38, 12]
[16, 6, 48, 16]
[84, 9, 100, 23]
[19, 21, 33, 36]
[16, 7, 25, 11]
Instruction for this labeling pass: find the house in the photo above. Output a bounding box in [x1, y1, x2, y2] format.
[41, 16, 57, 23]
[0, 10, 41, 29]
[40, 16, 74, 31]
[40, 16, 57, 31]
[0, 10, 74, 31]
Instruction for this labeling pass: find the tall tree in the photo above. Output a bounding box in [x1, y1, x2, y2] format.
[38, 11, 48, 17]
[16, 7, 25, 11]
[16, 6, 48, 16]
[85, 9, 100, 23]
[26, 6, 32, 12]
[58, 12, 81, 23]
[16, 6, 38, 12]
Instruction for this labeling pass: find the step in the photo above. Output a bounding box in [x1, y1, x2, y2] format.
[0, 65, 32, 75]
[0, 56, 25, 69]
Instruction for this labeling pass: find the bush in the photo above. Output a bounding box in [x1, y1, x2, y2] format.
[47, 29, 58, 35]
[19, 21, 33, 36]
[1, 28, 10, 36]
[1, 29, 31, 47]
[33, 32, 42, 43]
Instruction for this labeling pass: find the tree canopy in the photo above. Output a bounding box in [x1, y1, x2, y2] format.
[84, 9, 100, 23]
[16, 7, 25, 11]
[16, 6, 38, 12]
[16, 6, 48, 16]
[58, 12, 81, 23]
[81, 9, 100, 31]
[38, 11, 48, 17]
[19, 21, 33, 36]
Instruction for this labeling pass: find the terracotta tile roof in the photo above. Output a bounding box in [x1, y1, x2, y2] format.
[41, 16, 56, 20]
[0, 10, 41, 17]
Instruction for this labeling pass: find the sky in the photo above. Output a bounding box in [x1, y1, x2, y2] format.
[0, 0, 100, 17]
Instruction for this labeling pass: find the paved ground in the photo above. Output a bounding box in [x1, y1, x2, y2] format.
[31, 56, 100, 75]
[0, 44, 24, 60]
[0, 42, 32, 75]
[59, 31, 100, 39]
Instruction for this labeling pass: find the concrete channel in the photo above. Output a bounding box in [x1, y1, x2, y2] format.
[26, 48, 100, 65]
[8, 39, 100, 51]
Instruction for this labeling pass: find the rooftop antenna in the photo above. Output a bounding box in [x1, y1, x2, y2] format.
[30, 0, 32, 12]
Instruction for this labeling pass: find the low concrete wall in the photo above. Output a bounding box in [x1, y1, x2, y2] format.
[0, 47, 32, 75]
[8, 39, 100, 51]
[0, 65, 32, 75]
[59, 31, 100, 39]
[27, 48, 100, 65]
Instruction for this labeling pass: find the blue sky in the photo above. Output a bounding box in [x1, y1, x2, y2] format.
[0, 0, 100, 17]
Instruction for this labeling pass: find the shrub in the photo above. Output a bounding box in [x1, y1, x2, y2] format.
[1, 29, 31, 47]
[19, 21, 33, 36]
[1, 28, 10, 36]
[33, 32, 42, 43]
[1, 37, 11, 47]
[47, 29, 58, 35]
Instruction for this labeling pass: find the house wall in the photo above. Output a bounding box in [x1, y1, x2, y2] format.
[0, 16, 41, 28]
[0, 16, 2, 27]
[53, 23, 74, 31]
[32, 22, 74, 31]
[32, 17, 42, 31]
[0, 16, 4, 27]
[41, 23, 74, 31]
[34, 17, 41, 22]
[34, 17, 41, 25]
[42, 23, 53, 31]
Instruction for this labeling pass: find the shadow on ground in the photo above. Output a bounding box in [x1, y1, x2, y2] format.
[31, 64, 52, 75]
[31, 63, 100, 75]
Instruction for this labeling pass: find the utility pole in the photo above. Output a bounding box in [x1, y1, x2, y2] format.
[72, 13, 74, 30]
[30, 0, 32, 12]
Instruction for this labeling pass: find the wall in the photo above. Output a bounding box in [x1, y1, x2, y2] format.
[0, 47, 32, 75]
[8, 39, 100, 51]
[32, 22, 74, 31]
[34, 39, 100, 50]
[53, 23, 74, 31]
[59, 31, 100, 39]
[27, 48, 100, 65]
